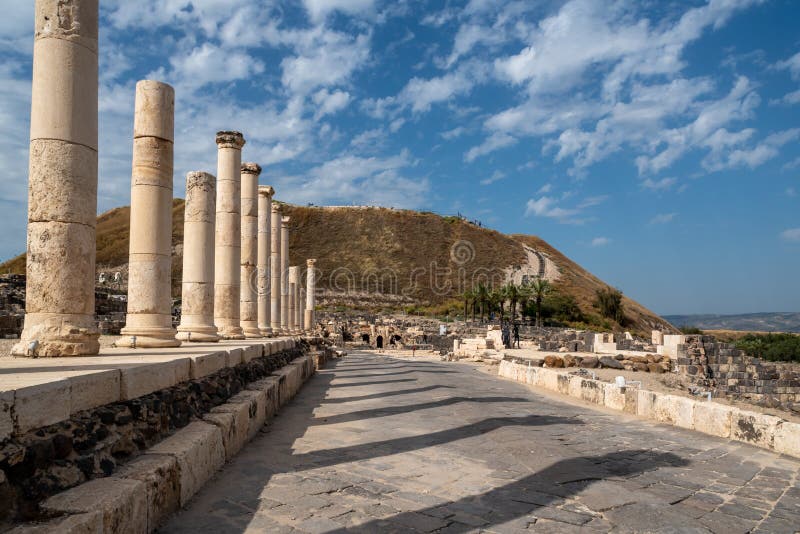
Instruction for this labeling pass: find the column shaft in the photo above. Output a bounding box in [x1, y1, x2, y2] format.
[257, 186, 274, 335]
[280, 217, 290, 333]
[177, 172, 219, 342]
[270, 204, 282, 333]
[213, 131, 245, 339]
[305, 259, 316, 332]
[13, 0, 101, 357]
[240, 163, 261, 338]
[288, 266, 297, 332]
[118, 80, 179, 348]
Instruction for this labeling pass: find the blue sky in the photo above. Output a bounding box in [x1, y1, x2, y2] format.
[0, 0, 798, 315]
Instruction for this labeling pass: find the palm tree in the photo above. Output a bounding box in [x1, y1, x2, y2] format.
[475, 283, 489, 322]
[505, 283, 523, 322]
[529, 278, 552, 327]
[493, 286, 507, 321]
[461, 289, 473, 321]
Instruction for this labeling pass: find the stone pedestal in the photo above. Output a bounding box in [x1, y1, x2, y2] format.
[280, 217, 290, 334]
[240, 163, 261, 338]
[118, 80, 179, 348]
[213, 131, 246, 340]
[257, 186, 274, 336]
[305, 259, 317, 333]
[13, 0, 101, 357]
[177, 172, 219, 342]
[270, 204, 282, 334]
[288, 266, 298, 333]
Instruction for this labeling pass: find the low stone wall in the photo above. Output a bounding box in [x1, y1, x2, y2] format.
[0, 341, 328, 529]
[498, 357, 800, 460]
[677, 335, 800, 406]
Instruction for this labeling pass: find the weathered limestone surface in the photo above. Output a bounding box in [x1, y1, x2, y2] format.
[280, 216, 290, 334]
[239, 163, 261, 339]
[213, 131, 246, 339]
[119, 80, 179, 348]
[270, 204, 282, 333]
[177, 172, 219, 342]
[41, 477, 147, 534]
[116, 454, 180, 532]
[305, 258, 316, 332]
[13, 0, 101, 357]
[257, 186, 274, 336]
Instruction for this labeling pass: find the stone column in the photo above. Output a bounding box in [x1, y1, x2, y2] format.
[257, 186, 274, 336]
[13, 0, 101, 357]
[213, 131, 245, 339]
[118, 80, 179, 348]
[298, 287, 305, 332]
[177, 172, 219, 342]
[270, 204, 282, 333]
[305, 259, 316, 332]
[280, 216, 290, 333]
[288, 266, 297, 333]
[239, 163, 261, 338]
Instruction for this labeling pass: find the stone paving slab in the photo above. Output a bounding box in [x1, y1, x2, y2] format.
[163, 351, 800, 533]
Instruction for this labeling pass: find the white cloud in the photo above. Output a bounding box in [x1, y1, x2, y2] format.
[525, 196, 578, 219]
[537, 183, 552, 194]
[591, 237, 611, 247]
[441, 127, 466, 140]
[780, 228, 800, 242]
[281, 32, 370, 95]
[312, 89, 351, 119]
[464, 133, 516, 162]
[162, 43, 265, 92]
[650, 213, 677, 225]
[642, 177, 677, 191]
[480, 170, 506, 186]
[703, 128, 800, 172]
[302, 0, 376, 23]
[775, 51, 800, 80]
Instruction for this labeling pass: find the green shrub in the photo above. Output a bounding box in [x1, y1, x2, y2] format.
[735, 333, 800, 362]
[680, 326, 704, 335]
[594, 286, 625, 325]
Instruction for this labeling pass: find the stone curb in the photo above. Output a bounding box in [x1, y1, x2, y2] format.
[498, 359, 800, 460]
[11, 351, 325, 533]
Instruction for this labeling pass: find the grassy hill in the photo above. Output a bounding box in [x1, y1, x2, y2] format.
[0, 202, 676, 336]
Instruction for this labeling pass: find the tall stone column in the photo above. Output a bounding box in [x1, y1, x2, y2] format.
[118, 80, 179, 348]
[213, 131, 245, 339]
[298, 287, 305, 332]
[270, 204, 282, 333]
[177, 172, 219, 342]
[13, 0, 101, 357]
[280, 216, 290, 333]
[305, 259, 316, 332]
[288, 266, 297, 333]
[239, 163, 261, 338]
[257, 186, 274, 336]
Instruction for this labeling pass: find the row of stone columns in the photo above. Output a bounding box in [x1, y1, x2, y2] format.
[13, 0, 318, 355]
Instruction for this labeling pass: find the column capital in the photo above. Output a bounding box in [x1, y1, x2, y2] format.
[186, 171, 215, 188]
[215, 130, 245, 149]
[271, 203, 282, 214]
[259, 185, 275, 198]
[281, 216, 290, 227]
[241, 162, 262, 175]
[306, 258, 317, 267]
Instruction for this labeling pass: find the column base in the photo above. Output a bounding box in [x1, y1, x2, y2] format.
[218, 325, 245, 340]
[260, 326, 273, 337]
[176, 325, 220, 342]
[242, 325, 262, 339]
[118, 326, 181, 348]
[12, 313, 100, 357]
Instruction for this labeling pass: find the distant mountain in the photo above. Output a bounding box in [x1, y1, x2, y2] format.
[663, 312, 800, 333]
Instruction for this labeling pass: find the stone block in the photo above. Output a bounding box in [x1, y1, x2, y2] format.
[273, 366, 296, 406]
[580, 378, 604, 405]
[148, 421, 224, 506]
[653, 394, 694, 428]
[14, 379, 71, 433]
[603, 383, 626, 411]
[247, 376, 281, 419]
[68, 370, 121, 414]
[8, 512, 103, 533]
[206, 401, 250, 460]
[188, 351, 226, 379]
[225, 347, 244, 367]
[116, 454, 180, 531]
[637, 390, 658, 419]
[242, 344, 263, 363]
[229, 389, 267, 440]
[557, 373, 573, 396]
[539, 369, 559, 391]
[1, 390, 14, 441]
[120, 359, 191, 400]
[691, 401, 732, 438]
[773, 422, 800, 458]
[42, 477, 147, 534]
[567, 375, 582, 398]
[731, 409, 781, 449]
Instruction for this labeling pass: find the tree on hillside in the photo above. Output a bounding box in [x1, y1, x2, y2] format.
[475, 283, 490, 322]
[461, 289, 473, 321]
[505, 283, 527, 322]
[529, 278, 552, 327]
[594, 286, 625, 325]
[493, 286, 506, 320]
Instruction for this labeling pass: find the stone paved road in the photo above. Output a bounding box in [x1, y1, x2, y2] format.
[162, 352, 800, 533]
